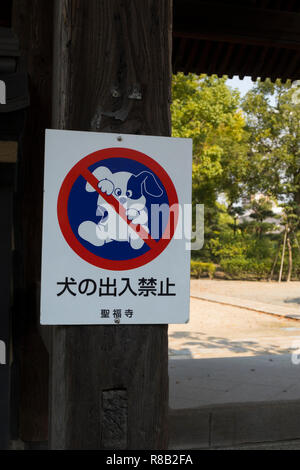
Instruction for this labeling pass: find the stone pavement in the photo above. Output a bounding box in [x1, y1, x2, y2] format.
[13, 436, 300, 451]
[168, 281, 300, 449]
[219, 439, 300, 450]
[169, 354, 300, 409]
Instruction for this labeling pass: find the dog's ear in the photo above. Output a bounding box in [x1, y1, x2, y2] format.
[86, 166, 113, 192]
[131, 171, 163, 198]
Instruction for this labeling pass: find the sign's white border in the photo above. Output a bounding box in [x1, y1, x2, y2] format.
[41, 130, 192, 325]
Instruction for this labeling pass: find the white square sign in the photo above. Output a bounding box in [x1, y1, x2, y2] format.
[41, 130, 192, 325]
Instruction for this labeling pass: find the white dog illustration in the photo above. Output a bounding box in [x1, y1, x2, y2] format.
[78, 166, 163, 250]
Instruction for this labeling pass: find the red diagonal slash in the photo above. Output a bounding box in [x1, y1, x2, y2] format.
[81, 167, 158, 250]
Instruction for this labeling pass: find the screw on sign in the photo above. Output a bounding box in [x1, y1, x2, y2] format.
[57, 147, 179, 270]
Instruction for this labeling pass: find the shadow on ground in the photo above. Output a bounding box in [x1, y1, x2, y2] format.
[285, 297, 300, 305]
[169, 331, 291, 358]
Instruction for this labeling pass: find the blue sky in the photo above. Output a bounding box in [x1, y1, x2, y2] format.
[227, 75, 277, 107]
[226, 76, 255, 97]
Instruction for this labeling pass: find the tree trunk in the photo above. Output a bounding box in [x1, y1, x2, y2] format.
[50, 0, 172, 450]
[287, 235, 293, 282]
[268, 241, 280, 281]
[278, 226, 287, 283]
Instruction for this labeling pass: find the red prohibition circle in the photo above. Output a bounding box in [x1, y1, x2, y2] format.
[57, 147, 179, 270]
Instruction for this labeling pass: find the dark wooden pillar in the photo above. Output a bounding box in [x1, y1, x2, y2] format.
[50, 0, 172, 450]
[12, 0, 54, 442]
[0, 164, 14, 449]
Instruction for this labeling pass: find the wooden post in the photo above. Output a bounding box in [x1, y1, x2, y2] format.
[50, 0, 172, 449]
[12, 0, 54, 442]
[0, 164, 14, 449]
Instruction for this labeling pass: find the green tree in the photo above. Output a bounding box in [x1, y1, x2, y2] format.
[241, 79, 300, 280]
[242, 79, 300, 207]
[246, 197, 278, 238]
[172, 73, 248, 208]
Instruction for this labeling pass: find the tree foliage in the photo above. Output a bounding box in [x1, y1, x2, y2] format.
[242, 79, 300, 205]
[172, 73, 300, 280]
[172, 73, 248, 207]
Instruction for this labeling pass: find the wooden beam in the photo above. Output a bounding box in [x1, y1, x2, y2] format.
[174, 0, 300, 50]
[50, 0, 171, 450]
[0, 0, 12, 27]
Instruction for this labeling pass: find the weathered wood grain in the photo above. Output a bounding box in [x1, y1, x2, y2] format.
[0, 165, 14, 449]
[12, 0, 53, 442]
[50, 0, 172, 450]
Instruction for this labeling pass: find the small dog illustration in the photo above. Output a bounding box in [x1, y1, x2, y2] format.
[78, 166, 163, 249]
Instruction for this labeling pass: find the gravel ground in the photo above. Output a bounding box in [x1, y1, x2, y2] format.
[169, 297, 300, 359]
[190, 279, 300, 309]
